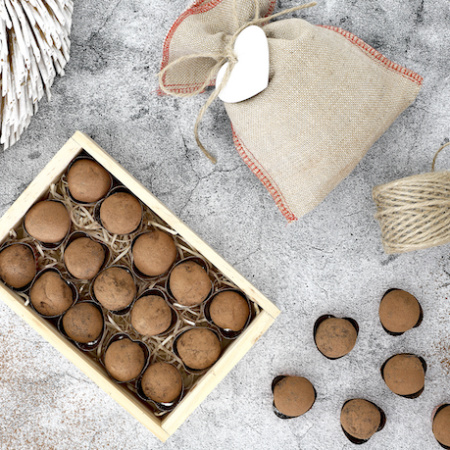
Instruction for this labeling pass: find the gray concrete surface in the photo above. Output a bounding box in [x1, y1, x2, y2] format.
[1, 0, 450, 449]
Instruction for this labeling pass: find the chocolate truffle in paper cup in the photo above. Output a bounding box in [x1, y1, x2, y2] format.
[104, 337, 146, 382]
[341, 399, 384, 443]
[132, 230, 177, 277]
[0, 243, 36, 289]
[272, 376, 315, 418]
[379, 289, 422, 334]
[209, 290, 250, 332]
[382, 354, 425, 397]
[62, 302, 103, 344]
[67, 159, 111, 203]
[433, 405, 450, 448]
[175, 328, 221, 370]
[24, 200, 71, 244]
[99, 192, 142, 235]
[93, 267, 136, 312]
[314, 316, 358, 359]
[169, 260, 211, 307]
[30, 271, 74, 317]
[131, 295, 173, 337]
[141, 362, 183, 404]
[64, 237, 106, 280]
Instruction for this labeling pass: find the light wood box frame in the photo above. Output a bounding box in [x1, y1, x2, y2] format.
[0, 131, 280, 442]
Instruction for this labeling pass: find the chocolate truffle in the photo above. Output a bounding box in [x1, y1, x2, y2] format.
[24, 201, 71, 243]
[382, 354, 425, 397]
[169, 261, 211, 307]
[379, 289, 421, 334]
[132, 230, 177, 277]
[315, 317, 358, 359]
[93, 267, 136, 311]
[141, 362, 183, 403]
[433, 405, 450, 447]
[67, 159, 111, 203]
[0, 244, 36, 288]
[62, 303, 103, 344]
[176, 328, 221, 370]
[104, 338, 145, 382]
[209, 291, 250, 331]
[341, 399, 381, 441]
[100, 192, 141, 235]
[30, 271, 73, 317]
[64, 237, 105, 280]
[273, 376, 315, 418]
[131, 295, 172, 336]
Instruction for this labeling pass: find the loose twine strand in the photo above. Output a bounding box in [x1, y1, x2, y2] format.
[158, 0, 317, 163]
[373, 143, 450, 254]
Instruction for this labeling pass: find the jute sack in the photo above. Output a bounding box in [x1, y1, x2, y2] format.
[160, 0, 423, 222]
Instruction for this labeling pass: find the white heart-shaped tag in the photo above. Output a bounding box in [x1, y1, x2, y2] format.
[216, 25, 269, 104]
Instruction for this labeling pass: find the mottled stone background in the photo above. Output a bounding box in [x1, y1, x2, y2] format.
[0, 0, 449, 449]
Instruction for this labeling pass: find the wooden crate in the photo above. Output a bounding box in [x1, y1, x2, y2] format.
[0, 131, 280, 442]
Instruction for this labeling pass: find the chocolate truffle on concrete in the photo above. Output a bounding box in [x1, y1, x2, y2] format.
[141, 362, 183, 403]
[93, 267, 136, 311]
[379, 289, 421, 334]
[104, 338, 145, 382]
[315, 317, 358, 359]
[24, 201, 71, 243]
[131, 295, 172, 336]
[63, 303, 103, 344]
[341, 399, 382, 441]
[0, 244, 36, 289]
[382, 354, 425, 397]
[209, 291, 250, 331]
[273, 376, 315, 418]
[433, 405, 450, 448]
[30, 271, 73, 316]
[169, 260, 211, 307]
[100, 192, 141, 235]
[176, 328, 221, 370]
[64, 237, 105, 280]
[67, 159, 111, 203]
[132, 230, 177, 276]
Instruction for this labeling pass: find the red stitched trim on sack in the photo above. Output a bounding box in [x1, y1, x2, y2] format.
[320, 25, 423, 85]
[232, 126, 298, 222]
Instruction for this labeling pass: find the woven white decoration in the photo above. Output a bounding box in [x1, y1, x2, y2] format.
[0, 0, 73, 149]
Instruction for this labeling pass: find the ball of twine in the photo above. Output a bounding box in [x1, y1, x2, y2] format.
[372, 142, 450, 254]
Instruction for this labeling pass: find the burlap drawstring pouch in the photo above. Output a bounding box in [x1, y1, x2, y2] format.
[159, 0, 423, 222]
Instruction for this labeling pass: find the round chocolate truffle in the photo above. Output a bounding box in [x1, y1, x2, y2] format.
[93, 267, 136, 311]
[341, 399, 381, 441]
[131, 295, 173, 336]
[104, 338, 146, 382]
[382, 354, 425, 397]
[67, 159, 111, 203]
[176, 328, 221, 370]
[64, 237, 105, 280]
[24, 201, 71, 243]
[132, 230, 177, 277]
[30, 271, 74, 317]
[315, 317, 358, 359]
[141, 362, 183, 403]
[273, 376, 315, 418]
[209, 291, 250, 331]
[100, 192, 141, 235]
[62, 302, 103, 344]
[433, 405, 450, 447]
[379, 289, 421, 334]
[0, 244, 36, 288]
[169, 261, 211, 307]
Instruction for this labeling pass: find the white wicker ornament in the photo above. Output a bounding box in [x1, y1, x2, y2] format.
[0, 0, 73, 149]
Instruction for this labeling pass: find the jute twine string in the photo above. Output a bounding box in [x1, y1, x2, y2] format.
[373, 142, 450, 254]
[158, 0, 317, 163]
